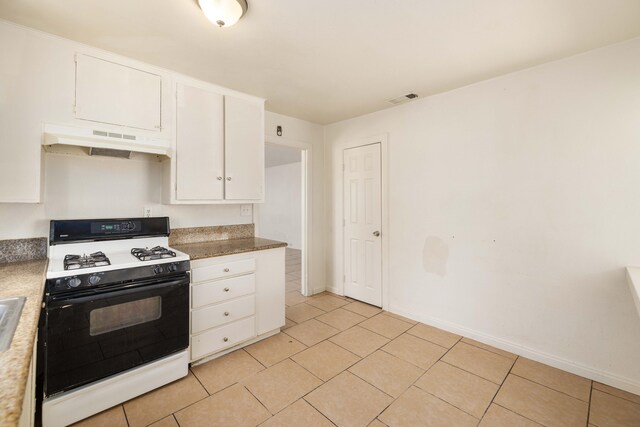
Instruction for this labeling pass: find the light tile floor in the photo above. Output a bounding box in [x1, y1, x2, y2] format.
[74, 251, 640, 426]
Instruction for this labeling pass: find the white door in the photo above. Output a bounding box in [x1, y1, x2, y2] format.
[176, 83, 224, 200]
[343, 143, 382, 307]
[75, 54, 162, 131]
[224, 95, 264, 200]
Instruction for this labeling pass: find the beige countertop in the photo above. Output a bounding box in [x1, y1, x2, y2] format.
[0, 259, 47, 427]
[173, 237, 287, 260]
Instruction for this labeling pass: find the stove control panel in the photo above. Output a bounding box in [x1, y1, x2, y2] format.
[46, 260, 191, 294]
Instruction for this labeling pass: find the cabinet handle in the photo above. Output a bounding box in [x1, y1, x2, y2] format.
[224, 311, 229, 316]
[226, 177, 232, 181]
[217, 176, 223, 180]
[224, 268, 230, 272]
[223, 337, 229, 342]
[224, 287, 230, 292]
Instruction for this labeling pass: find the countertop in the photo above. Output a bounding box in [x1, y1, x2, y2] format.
[0, 259, 47, 427]
[626, 267, 640, 319]
[173, 237, 287, 260]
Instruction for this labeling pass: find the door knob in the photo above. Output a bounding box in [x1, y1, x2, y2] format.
[226, 177, 232, 181]
[217, 176, 222, 180]
[373, 231, 380, 237]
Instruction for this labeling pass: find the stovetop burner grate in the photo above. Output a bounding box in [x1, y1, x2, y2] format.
[130, 246, 177, 261]
[64, 252, 111, 270]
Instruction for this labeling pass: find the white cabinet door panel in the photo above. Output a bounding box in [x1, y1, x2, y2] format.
[176, 84, 224, 200]
[224, 96, 264, 200]
[75, 54, 161, 131]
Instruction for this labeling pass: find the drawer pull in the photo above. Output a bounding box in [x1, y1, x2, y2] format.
[224, 311, 229, 316]
[223, 337, 229, 342]
[224, 287, 230, 292]
[224, 268, 230, 272]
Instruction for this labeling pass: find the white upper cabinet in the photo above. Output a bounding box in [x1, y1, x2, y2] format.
[168, 81, 264, 204]
[75, 54, 162, 131]
[176, 84, 224, 200]
[224, 96, 264, 201]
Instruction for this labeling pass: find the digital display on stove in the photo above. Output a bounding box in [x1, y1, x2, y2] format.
[90, 221, 141, 235]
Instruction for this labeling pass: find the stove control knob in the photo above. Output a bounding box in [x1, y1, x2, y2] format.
[153, 265, 164, 274]
[68, 277, 81, 288]
[88, 275, 101, 285]
[167, 263, 177, 272]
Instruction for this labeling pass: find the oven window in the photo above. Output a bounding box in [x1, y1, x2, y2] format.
[89, 296, 162, 336]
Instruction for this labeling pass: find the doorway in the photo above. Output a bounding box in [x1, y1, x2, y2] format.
[256, 142, 309, 296]
[343, 142, 383, 307]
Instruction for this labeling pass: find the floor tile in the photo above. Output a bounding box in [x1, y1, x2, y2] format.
[511, 357, 591, 401]
[244, 332, 307, 367]
[292, 340, 361, 381]
[72, 405, 128, 427]
[379, 386, 477, 427]
[286, 281, 301, 292]
[589, 388, 640, 427]
[380, 311, 418, 324]
[285, 303, 325, 323]
[406, 323, 461, 349]
[478, 404, 541, 426]
[305, 371, 393, 427]
[191, 349, 264, 394]
[175, 383, 271, 427]
[306, 294, 349, 311]
[494, 374, 588, 427]
[415, 361, 499, 418]
[367, 420, 387, 427]
[282, 317, 296, 330]
[284, 318, 341, 346]
[592, 381, 640, 405]
[316, 307, 367, 330]
[349, 350, 424, 398]
[123, 372, 208, 427]
[359, 314, 413, 339]
[442, 342, 514, 384]
[260, 399, 334, 427]
[148, 415, 179, 427]
[242, 359, 322, 414]
[330, 326, 390, 357]
[461, 337, 517, 360]
[381, 333, 447, 370]
[285, 291, 307, 306]
[343, 301, 383, 317]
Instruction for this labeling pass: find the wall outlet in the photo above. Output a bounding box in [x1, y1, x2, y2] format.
[240, 204, 252, 217]
[143, 206, 152, 218]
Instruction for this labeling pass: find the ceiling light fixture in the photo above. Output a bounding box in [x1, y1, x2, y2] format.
[198, 0, 248, 28]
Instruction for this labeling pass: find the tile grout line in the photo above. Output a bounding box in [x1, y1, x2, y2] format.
[477, 353, 518, 422]
[491, 402, 545, 426]
[586, 380, 594, 426]
[507, 371, 591, 404]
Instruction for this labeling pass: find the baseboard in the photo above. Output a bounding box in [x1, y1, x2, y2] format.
[326, 285, 342, 296]
[388, 304, 640, 396]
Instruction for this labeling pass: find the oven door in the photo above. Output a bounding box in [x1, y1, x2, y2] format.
[44, 274, 189, 397]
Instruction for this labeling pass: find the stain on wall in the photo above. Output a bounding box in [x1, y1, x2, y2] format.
[423, 236, 449, 277]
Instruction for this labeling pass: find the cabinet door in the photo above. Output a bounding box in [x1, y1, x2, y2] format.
[224, 96, 264, 200]
[75, 54, 162, 131]
[255, 248, 285, 335]
[176, 84, 224, 200]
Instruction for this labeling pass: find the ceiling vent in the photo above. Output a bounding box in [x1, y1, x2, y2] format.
[387, 93, 419, 105]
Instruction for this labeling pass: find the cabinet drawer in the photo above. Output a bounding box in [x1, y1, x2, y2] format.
[192, 258, 256, 283]
[192, 274, 255, 308]
[190, 316, 256, 361]
[191, 295, 255, 334]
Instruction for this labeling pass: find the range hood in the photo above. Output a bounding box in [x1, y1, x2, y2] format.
[43, 123, 171, 159]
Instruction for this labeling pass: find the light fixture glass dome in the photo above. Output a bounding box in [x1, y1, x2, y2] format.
[198, 0, 247, 28]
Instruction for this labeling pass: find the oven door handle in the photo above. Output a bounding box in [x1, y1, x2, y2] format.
[47, 276, 190, 307]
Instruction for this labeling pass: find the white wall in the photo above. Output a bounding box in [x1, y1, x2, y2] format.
[259, 162, 303, 249]
[263, 111, 326, 295]
[324, 37, 640, 393]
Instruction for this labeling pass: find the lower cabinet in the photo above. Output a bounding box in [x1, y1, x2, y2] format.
[189, 247, 285, 363]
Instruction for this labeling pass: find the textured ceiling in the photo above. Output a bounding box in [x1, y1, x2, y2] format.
[1, 0, 639, 124]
